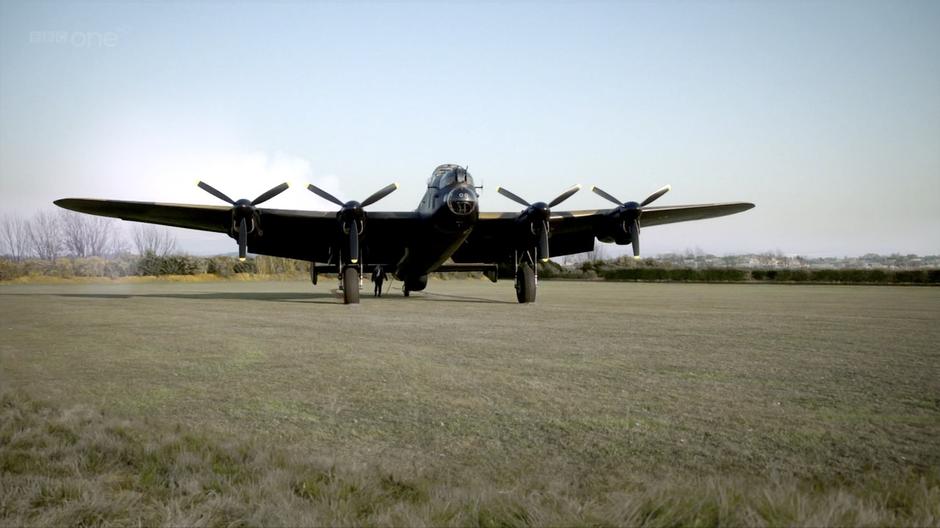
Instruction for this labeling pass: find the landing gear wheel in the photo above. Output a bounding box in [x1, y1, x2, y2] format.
[515, 262, 536, 303]
[343, 267, 360, 304]
[403, 287, 410, 297]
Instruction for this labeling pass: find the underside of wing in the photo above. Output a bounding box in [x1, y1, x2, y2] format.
[453, 211, 601, 262]
[56, 196, 753, 266]
[639, 202, 755, 227]
[555, 203, 755, 230]
[249, 209, 419, 263]
[455, 202, 753, 262]
[450, 214, 517, 262]
[54, 199, 420, 264]
[55, 199, 232, 233]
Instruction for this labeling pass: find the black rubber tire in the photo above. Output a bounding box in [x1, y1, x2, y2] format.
[343, 267, 360, 304]
[515, 263, 536, 303]
[403, 288, 410, 297]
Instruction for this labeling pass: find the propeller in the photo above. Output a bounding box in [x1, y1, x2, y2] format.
[197, 181, 290, 261]
[496, 184, 581, 262]
[306, 183, 398, 265]
[590, 184, 671, 258]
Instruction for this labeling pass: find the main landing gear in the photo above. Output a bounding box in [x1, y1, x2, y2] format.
[514, 250, 537, 304]
[341, 266, 360, 304]
[402, 275, 427, 298]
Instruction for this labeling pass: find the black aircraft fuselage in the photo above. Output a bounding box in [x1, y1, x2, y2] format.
[394, 164, 480, 291]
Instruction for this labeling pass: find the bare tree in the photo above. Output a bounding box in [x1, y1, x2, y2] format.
[28, 210, 62, 261]
[59, 210, 118, 257]
[108, 224, 132, 256]
[87, 216, 116, 256]
[59, 210, 88, 257]
[132, 224, 178, 256]
[594, 241, 608, 262]
[1, 214, 32, 261]
[580, 240, 608, 263]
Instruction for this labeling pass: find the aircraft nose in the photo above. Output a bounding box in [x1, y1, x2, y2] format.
[446, 187, 477, 215]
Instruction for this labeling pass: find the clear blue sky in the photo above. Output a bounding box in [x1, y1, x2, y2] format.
[2, 1, 938, 256]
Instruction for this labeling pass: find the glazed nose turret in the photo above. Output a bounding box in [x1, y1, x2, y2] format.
[446, 186, 477, 215]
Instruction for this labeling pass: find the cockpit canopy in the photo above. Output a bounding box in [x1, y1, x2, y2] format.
[428, 164, 474, 188]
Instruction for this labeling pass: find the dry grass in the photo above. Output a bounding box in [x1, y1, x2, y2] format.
[2, 392, 938, 526]
[2, 273, 308, 285]
[2, 280, 939, 525]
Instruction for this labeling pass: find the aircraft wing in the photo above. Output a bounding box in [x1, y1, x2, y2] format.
[453, 202, 754, 262]
[251, 208, 419, 262]
[635, 202, 755, 227]
[55, 199, 232, 233]
[56, 197, 752, 265]
[54, 198, 420, 263]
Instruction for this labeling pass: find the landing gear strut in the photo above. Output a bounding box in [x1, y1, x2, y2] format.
[514, 250, 537, 304]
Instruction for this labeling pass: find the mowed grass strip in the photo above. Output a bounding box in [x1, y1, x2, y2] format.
[2, 391, 938, 526]
[1, 280, 939, 525]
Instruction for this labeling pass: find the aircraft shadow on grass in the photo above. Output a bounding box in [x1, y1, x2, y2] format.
[46, 292, 335, 304]
[5, 289, 513, 305]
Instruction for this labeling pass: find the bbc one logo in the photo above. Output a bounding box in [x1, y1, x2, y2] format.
[29, 30, 119, 48]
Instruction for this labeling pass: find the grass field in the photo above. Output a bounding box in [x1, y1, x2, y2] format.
[2, 279, 939, 525]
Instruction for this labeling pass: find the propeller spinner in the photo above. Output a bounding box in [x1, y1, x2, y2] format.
[306, 183, 398, 265]
[591, 184, 671, 258]
[496, 184, 581, 262]
[197, 181, 290, 261]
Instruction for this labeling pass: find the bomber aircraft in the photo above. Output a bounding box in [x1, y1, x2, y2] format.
[55, 164, 754, 304]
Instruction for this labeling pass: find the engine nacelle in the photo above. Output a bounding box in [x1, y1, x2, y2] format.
[597, 211, 639, 246]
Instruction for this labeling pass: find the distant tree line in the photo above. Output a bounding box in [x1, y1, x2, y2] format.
[2, 211, 937, 284]
[0, 210, 308, 281]
[0, 210, 178, 261]
[538, 259, 940, 284]
[0, 252, 310, 281]
[747, 268, 940, 284]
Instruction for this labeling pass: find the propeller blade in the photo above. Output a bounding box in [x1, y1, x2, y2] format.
[538, 225, 550, 262]
[591, 186, 623, 206]
[307, 184, 345, 207]
[640, 185, 671, 207]
[348, 219, 359, 264]
[238, 217, 248, 261]
[197, 181, 236, 205]
[548, 184, 582, 208]
[630, 219, 640, 258]
[360, 183, 399, 208]
[496, 187, 530, 207]
[251, 182, 290, 206]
